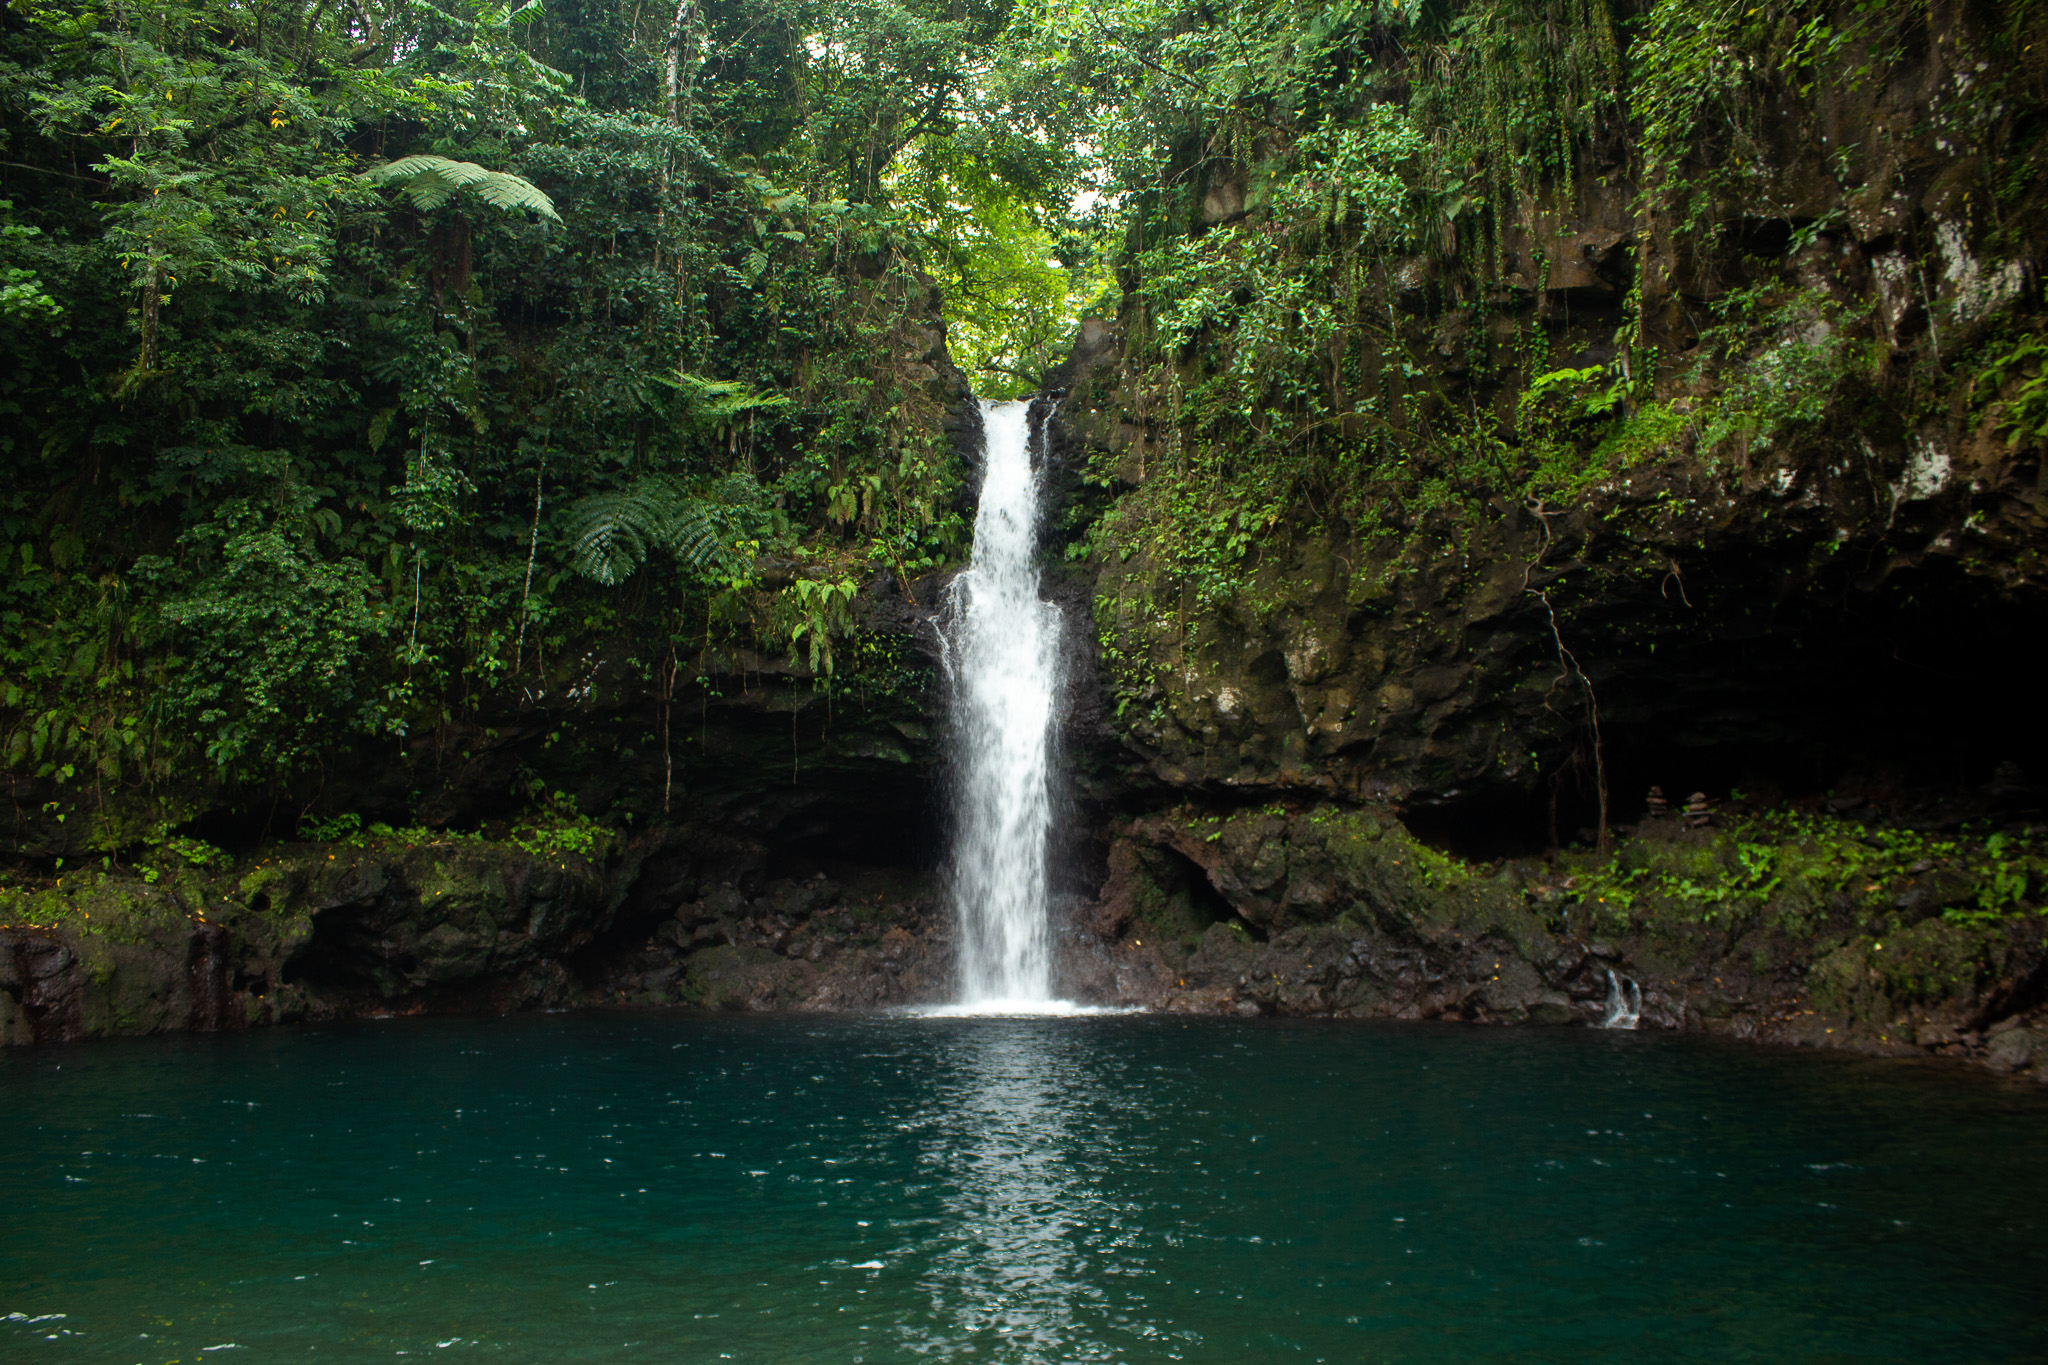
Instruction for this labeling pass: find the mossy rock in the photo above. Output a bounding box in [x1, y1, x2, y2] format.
[682, 944, 807, 1010]
[1807, 918, 2029, 1025]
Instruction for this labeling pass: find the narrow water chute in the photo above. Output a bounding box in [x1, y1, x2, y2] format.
[941, 399, 1062, 1006]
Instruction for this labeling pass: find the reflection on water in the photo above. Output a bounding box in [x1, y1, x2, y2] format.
[5, 1013, 2047, 1365]
[907, 1025, 1127, 1361]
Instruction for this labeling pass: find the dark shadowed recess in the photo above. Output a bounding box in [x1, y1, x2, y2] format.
[1408, 560, 2046, 860]
[168, 673, 952, 869]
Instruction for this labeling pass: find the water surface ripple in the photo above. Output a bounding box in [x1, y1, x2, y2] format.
[3, 1014, 2043, 1363]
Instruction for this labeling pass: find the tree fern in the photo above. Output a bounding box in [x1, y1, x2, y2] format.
[359, 155, 561, 223]
[563, 474, 751, 586]
[655, 372, 792, 435]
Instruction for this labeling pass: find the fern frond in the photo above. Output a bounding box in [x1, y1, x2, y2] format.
[563, 475, 734, 586]
[655, 373, 792, 433]
[564, 492, 647, 586]
[359, 155, 561, 223]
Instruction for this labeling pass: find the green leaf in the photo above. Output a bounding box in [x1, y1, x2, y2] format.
[358, 155, 560, 223]
[562, 475, 752, 586]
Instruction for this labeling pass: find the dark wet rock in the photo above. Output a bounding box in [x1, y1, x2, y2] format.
[1062, 805, 1589, 1020]
[1031, 800, 2048, 1075]
[1985, 1027, 2047, 1075]
[0, 826, 963, 1040]
[8, 791, 2043, 1093]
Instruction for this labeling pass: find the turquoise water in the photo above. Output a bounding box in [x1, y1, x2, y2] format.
[4, 1014, 2044, 1364]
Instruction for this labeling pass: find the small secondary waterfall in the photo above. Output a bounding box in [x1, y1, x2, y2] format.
[941, 399, 1062, 1005]
[1601, 969, 1643, 1030]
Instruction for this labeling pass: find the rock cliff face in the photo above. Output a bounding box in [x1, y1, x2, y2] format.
[1040, 0, 2046, 814]
[15, 789, 2044, 1086]
[1028, 3, 2048, 1075]
[2, 829, 955, 1044]
[1058, 285, 2042, 812]
[1051, 804, 2048, 1082]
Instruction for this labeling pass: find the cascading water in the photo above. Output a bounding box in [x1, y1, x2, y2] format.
[940, 398, 1063, 1007]
[1601, 968, 1643, 1030]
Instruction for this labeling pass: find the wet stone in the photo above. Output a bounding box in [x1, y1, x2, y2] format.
[1985, 1027, 2046, 1074]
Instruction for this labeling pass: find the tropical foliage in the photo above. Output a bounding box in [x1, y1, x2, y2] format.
[1044, 0, 2046, 634]
[0, 0, 1079, 805]
[4, 0, 2045, 832]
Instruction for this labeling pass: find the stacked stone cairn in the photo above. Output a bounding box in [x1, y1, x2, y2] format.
[1684, 791, 1715, 830]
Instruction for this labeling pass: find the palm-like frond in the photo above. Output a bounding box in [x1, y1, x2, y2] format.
[359, 155, 561, 222]
[564, 475, 735, 586]
[655, 372, 792, 434]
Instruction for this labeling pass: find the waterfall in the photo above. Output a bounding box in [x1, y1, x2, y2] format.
[1600, 968, 1642, 1030]
[940, 399, 1062, 1006]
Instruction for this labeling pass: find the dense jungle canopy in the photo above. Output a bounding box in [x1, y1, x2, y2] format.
[2, 0, 2044, 840]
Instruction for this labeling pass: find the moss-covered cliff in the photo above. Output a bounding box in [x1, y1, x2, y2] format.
[1037, 0, 2048, 1076]
[1052, 0, 2048, 810]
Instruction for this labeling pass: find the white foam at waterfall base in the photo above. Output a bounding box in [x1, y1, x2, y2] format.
[909, 999, 1132, 1019]
[940, 399, 1069, 1007]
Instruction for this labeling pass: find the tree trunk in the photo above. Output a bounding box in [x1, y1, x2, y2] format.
[139, 261, 160, 371]
[662, 0, 698, 330]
